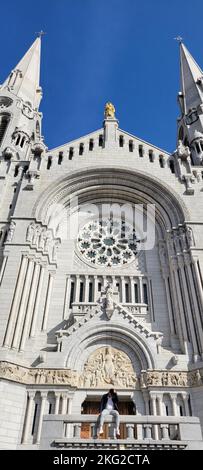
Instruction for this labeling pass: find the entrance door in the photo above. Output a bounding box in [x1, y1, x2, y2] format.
[81, 400, 135, 439]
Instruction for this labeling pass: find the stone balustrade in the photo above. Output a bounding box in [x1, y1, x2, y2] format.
[40, 414, 203, 450]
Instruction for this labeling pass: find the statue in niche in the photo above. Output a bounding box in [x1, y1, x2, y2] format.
[103, 347, 115, 381]
[6, 221, 16, 242]
[186, 227, 195, 247]
[26, 222, 35, 243]
[32, 224, 41, 246]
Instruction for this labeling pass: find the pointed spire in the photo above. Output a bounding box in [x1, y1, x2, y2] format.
[1, 37, 42, 109]
[180, 42, 203, 114]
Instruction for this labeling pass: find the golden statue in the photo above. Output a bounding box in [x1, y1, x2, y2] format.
[104, 101, 115, 118]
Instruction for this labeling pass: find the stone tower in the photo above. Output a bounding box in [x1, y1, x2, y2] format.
[0, 38, 203, 450]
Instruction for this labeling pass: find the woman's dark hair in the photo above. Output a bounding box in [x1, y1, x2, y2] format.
[109, 388, 116, 395]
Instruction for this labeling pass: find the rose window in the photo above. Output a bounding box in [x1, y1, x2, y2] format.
[77, 218, 140, 267]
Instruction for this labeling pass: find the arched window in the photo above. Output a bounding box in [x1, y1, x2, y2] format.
[99, 134, 103, 147]
[36, 121, 40, 135]
[149, 150, 154, 162]
[20, 136, 26, 148]
[58, 152, 63, 165]
[119, 135, 124, 147]
[79, 143, 84, 155]
[47, 157, 52, 170]
[0, 113, 10, 145]
[14, 165, 19, 177]
[16, 134, 21, 146]
[129, 140, 133, 152]
[159, 155, 164, 167]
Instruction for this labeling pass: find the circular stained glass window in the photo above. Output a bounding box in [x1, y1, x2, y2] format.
[77, 218, 140, 267]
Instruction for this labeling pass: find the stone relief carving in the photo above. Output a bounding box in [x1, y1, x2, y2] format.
[166, 226, 195, 257]
[80, 347, 138, 389]
[0, 361, 202, 388]
[140, 369, 202, 388]
[0, 362, 79, 386]
[26, 221, 60, 262]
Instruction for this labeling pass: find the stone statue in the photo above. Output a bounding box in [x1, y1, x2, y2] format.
[6, 221, 16, 242]
[186, 227, 194, 247]
[103, 347, 115, 381]
[106, 284, 114, 308]
[176, 139, 190, 161]
[26, 222, 35, 243]
[104, 102, 115, 118]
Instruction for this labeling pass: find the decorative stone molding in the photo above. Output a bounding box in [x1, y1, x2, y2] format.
[166, 225, 195, 258]
[0, 361, 202, 389]
[79, 346, 138, 388]
[0, 361, 79, 386]
[140, 369, 202, 388]
[26, 221, 60, 263]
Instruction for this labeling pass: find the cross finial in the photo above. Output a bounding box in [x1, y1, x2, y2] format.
[35, 30, 46, 38]
[174, 36, 183, 43]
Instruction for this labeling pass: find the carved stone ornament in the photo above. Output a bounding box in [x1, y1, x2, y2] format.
[0, 361, 79, 387]
[140, 369, 202, 388]
[0, 361, 202, 389]
[80, 347, 138, 389]
[26, 221, 60, 262]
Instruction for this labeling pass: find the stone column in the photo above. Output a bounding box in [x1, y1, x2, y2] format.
[157, 394, 164, 415]
[67, 396, 73, 414]
[54, 393, 61, 415]
[75, 275, 80, 303]
[84, 275, 89, 303]
[63, 275, 71, 319]
[4, 255, 28, 347]
[61, 394, 68, 414]
[178, 258, 199, 359]
[182, 392, 190, 416]
[186, 260, 203, 356]
[150, 393, 159, 440]
[30, 264, 45, 337]
[173, 264, 189, 354]
[163, 274, 175, 336]
[12, 257, 34, 349]
[93, 275, 98, 302]
[143, 392, 150, 415]
[42, 271, 55, 331]
[20, 262, 41, 351]
[0, 255, 7, 286]
[169, 263, 185, 353]
[121, 277, 125, 303]
[22, 391, 35, 444]
[171, 394, 178, 416]
[139, 277, 143, 303]
[130, 277, 135, 304]
[36, 392, 47, 444]
[192, 258, 203, 310]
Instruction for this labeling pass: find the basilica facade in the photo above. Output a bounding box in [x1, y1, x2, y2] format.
[0, 38, 203, 449]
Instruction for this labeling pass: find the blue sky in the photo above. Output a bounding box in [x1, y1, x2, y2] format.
[1, 0, 203, 152]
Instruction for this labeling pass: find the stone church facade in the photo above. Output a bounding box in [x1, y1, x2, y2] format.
[0, 38, 203, 449]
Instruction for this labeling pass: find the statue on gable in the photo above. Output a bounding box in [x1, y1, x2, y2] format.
[104, 101, 115, 118]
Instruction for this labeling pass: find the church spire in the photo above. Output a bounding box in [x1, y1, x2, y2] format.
[1, 37, 42, 110]
[176, 43, 203, 166]
[179, 42, 203, 115]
